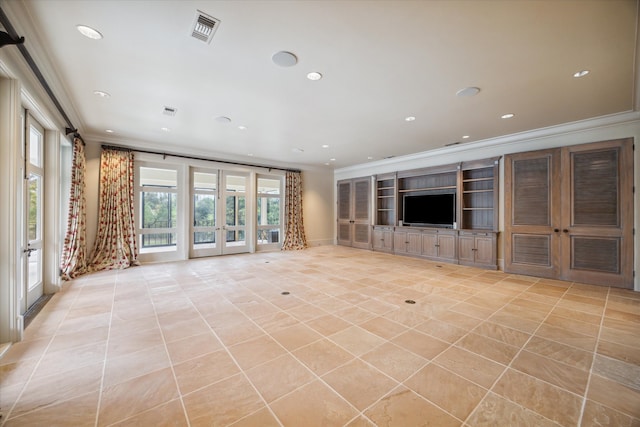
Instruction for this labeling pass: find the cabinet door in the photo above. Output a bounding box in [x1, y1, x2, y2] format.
[437, 234, 457, 260]
[407, 231, 422, 255]
[421, 233, 438, 257]
[504, 149, 562, 278]
[561, 139, 633, 288]
[474, 235, 495, 266]
[394, 231, 408, 254]
[337, 180, 353, 246]
[458, 235, 475, 263]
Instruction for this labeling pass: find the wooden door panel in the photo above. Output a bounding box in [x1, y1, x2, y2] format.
[422, 233, 438, 257]
[438, 234, 456, 259]
[561, 139, 633, 288]
[474, 236, 494, 265]
[458, 236, 474, 263]
[504, 149, 561, 278]
[338, 182, 351, 220]
[407, 232, 422, 255]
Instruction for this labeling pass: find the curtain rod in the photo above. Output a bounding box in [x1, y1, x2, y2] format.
[0, 6, 85, 145]
[101, 144, 301, 173]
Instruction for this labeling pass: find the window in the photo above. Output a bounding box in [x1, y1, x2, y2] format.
[138, 166, 178, 253]
[256, 176, 283, 246]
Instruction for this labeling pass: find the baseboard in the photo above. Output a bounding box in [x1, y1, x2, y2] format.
[306, 239, 334, 247]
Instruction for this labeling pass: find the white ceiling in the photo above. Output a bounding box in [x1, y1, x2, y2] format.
[6, 0, 639, 169]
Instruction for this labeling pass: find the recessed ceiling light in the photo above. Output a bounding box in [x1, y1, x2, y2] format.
[292, 148, 304, 153]
[215, 116, 231, 123]
[324, 162, 330, 166]
[501, 113, 515, 119]
[161, 127, 171, 132]
[248, 153, 253, 156]
[456, 86, 481, 97]
[105, 129, 114, 133]
[573, 70, 589, 78]
[321, 144, 329, 148]
[405, 116, 416, 122]
[462, 135, 470, 139]
[272, 51, 298, 67]
[307, 72, 322, 81]
[367, 156, 374, 160]
[330, 158, 336, 161]
[76, 25, 103, 40]
[93, 90, 110, 98]
[238, 125, 247, 130]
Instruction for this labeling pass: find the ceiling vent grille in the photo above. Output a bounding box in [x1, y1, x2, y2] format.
[163, 106, 177, 116]
[191, 11, 220, 44]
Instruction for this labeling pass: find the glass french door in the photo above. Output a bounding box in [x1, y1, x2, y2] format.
[190, 169, 249, 258]
[222, 172, 249, 254]
[21, 114, 45, 313]
[190, 169, 220, 257]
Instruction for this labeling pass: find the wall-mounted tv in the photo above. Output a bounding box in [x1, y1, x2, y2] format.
[403, 193, 456, 228]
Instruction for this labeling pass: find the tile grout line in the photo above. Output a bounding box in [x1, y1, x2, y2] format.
[468, 280, 584, 426]
[576, 285, 610, 427]
[143, 269, 193, 427]
[93, 270, 121, 427]
[0, 278, 85, 426]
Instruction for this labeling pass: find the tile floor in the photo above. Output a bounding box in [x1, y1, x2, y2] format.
[1, 245, 639, 426]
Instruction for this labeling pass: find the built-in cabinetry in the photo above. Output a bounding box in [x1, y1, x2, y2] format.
[421, 228, 457, 262]
[504, 138, 633, 288]
[369, 157, 499, 269]
[337, 177, 371, 249]
[372, 226, 393, 253]
[458, 231, 497, 268]
[375, 174, 396, 226]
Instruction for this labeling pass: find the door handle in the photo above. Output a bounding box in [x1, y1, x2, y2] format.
[23, 248, 35, 257]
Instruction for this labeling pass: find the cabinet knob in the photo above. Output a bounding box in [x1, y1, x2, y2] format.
[563, 229, 569, 233]
[554, 229, 560, 232]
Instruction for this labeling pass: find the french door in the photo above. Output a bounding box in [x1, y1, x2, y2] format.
[21, 114, 45, 313]
[190, 169, 249, 258]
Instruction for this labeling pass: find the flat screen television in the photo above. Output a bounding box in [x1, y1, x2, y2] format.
[403, 193, 455, 228]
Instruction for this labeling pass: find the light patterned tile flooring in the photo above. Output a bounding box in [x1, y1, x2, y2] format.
[1, 245, 640, 426]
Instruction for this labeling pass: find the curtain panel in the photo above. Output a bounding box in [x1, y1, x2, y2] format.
[87, 148, 139, 271]
[282, 171, 307, 250]
[60, 138, 87, 279]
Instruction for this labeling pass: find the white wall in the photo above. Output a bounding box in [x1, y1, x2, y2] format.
[335, 112, 640, 291]
[302, 168, 335, 246]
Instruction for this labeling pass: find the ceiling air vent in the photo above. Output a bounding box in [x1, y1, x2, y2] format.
[191, 11, 220, 44]
[163, 106, 177, 116]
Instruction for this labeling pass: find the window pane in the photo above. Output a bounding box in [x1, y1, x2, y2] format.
[194, 231, 216, 245]
[226, 229, 245, 245]
[226, 195, 245, 226]
[257, 197, 280, 225]
[28, 173, 42, 241]
[142, 192, 177, 228]
[141, 233, 176, 249]
[29, 126, 42, 167]
[258, 178, 280, 194]
[226, 175, 246, 192]
[194, 194, 215, 227]
[140, 167, 177, 187]
[258, 229, 280, 244]
[194, 172, 216, 191]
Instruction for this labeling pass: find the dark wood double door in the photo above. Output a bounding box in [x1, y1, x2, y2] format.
[505, 138, 633, 288]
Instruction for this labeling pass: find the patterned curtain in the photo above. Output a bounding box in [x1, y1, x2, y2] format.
[87, 148, 139, 271]
[60, 138, 87, 279]
[282, 171, 307, 250]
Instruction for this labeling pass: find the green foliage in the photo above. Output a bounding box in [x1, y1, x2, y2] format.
[142, 192, 176, 228]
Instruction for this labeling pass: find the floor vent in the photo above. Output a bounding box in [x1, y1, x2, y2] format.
[191, 11, 220, 44]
